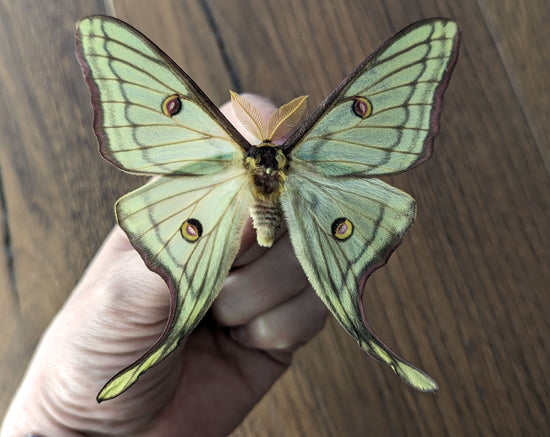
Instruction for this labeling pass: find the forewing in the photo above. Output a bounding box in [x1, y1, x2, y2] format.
[285, 19, 459, 176]
[98, 169, 250, 401]
[281, 170, 438, 392]
[76, 16, 249, 175]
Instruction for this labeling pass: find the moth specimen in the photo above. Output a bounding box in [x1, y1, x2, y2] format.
[76, 16, 459, 401]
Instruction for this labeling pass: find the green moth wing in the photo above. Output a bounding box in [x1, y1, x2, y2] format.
[76, 16, 249, 176]
[279, 19, 459, 392]
[99, 169, 251, 401]
[284, 19, 459, 176]
[76, 16, 253, 401]
[281, 171, 436, 391]
[280, 19, 459, 392]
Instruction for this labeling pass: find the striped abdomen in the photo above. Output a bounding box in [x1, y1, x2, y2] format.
[249, 199, 283, 247]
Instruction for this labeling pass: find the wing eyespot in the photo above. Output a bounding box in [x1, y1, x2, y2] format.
[181, 218, 203, 243]
[162, 94, 182, 117]
[351, 97, 372, 119]
[331, 217, 354, 241]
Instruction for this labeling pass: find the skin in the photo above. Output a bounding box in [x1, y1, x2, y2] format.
[1, 96, 328, 437]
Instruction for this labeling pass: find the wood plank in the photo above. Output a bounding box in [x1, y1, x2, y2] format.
[0, 165, 19, 412]
[477, 0, 550, 171]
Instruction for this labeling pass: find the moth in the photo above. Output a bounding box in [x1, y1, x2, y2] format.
[76, 16, 459, 401]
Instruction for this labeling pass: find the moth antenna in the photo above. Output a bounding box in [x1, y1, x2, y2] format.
[230, 91, 269, 143]
[267, 95, 308, 141]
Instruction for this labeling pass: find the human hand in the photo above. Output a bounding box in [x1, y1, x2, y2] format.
[1, 95, 328, 437]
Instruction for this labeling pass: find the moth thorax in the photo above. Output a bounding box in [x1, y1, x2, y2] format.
[249, 199, 283, 247]
[244, 144, 288, 202]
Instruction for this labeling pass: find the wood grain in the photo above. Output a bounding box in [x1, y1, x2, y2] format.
[478, 0, 550, 170]
[0, 0, 548, 435]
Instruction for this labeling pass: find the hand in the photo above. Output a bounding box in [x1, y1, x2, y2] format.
[1, 95, 328, 437]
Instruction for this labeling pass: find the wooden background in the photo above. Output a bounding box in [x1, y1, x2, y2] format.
[1, 0, 548, 435]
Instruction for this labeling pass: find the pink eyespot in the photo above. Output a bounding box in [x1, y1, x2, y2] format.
[181, 218, 203, 243]
[162, 95, 182, 117]
[352, 97, 372, 119]
[331, 217, 353, 241]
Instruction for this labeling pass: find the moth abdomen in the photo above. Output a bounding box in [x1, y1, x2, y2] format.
[249, 199, 283, 247]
